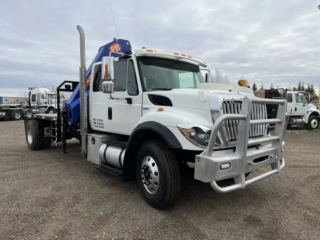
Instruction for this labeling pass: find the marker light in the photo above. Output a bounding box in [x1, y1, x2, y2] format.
[220, 163, 231, 170]
[181, 54, 186, 57]
[105, 65, 108, 79]
[157, 107, 164, 112]
[146, 49, 153, 52]
[174, 52, 179, 55]
[188, 56, 192, 58]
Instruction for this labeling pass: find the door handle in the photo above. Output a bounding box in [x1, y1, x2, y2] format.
[108, 107, 112, 120]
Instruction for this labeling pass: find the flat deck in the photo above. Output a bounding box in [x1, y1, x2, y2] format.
[34, 113, 58, 121]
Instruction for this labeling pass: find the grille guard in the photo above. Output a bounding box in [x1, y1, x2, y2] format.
[195, 96, 288, 193]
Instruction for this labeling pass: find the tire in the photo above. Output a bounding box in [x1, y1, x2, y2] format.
[22, 109, 33, 119]
[11, 110, 22, 120]
[25, 120, 43, 150]
[136, 140, 181, 209]
[46, 108, 57, 114]
[307, 116, 319, 130]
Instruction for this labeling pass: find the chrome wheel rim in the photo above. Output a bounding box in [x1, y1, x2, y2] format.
[25, 111, 32, 119]
[311, 119, 318, 128]
[27, 126, 33, 145]
[141, 156, 160, 194]
[15, 112, 21, 119]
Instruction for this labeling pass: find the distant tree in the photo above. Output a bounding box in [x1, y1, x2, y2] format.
[252, 82, 257, 91]
[293, 87, 297, 91]
[213, 68, 229, 84]
[297, 81, 302, 91]
[260, 82, 264, 90]
[310, 83, 316, 95]
[301, 81, 305, 91]
[270, 83, 274, 90]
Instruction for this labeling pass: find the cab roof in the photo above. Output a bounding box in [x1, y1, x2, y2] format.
[133, 48, 207, 67]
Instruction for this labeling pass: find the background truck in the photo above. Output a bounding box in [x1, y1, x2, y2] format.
[254, 88, 320, 130]
[0, 96, 27, 121]
[22, 26, 287, 209]
[27, 87, 69, 114]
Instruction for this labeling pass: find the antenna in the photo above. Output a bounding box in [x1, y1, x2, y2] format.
[110, 4, 118, 38]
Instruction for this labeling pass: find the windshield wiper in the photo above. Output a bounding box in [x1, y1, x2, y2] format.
[151, 88, 172, 91]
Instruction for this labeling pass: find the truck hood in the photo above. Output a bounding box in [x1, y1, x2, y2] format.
[149, 83, 255, 110]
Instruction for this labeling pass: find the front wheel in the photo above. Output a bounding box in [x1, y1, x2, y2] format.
[136, 140, 181, 209]
[46, 108, 57, 114]
[307, 116, 319, 130]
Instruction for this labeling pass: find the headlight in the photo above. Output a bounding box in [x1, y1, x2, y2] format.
[177, 124, 220, 149]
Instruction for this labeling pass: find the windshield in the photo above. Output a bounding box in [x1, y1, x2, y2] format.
[47, 94, 57, 99]
[137, 57, 204, 91]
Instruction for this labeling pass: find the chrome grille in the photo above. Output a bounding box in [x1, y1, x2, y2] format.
[222, 101, 268, 141]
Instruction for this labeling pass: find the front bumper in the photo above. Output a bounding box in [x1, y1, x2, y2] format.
[194, 96, 288, 193]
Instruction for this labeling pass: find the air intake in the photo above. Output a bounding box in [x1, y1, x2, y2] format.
[148, 95, 173, 106]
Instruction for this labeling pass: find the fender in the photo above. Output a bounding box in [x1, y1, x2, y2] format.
[122, 121, 182, 181]
[306, 109, 320, 121]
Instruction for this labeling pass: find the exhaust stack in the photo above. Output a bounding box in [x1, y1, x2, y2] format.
[77, 25, 87, 157]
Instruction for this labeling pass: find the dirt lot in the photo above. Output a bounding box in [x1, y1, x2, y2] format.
[0, 120, 319, 240]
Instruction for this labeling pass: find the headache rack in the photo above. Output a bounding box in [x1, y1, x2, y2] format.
[195, 96, 288, 193]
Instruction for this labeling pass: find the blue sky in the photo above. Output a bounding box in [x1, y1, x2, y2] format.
[0, 0, 320, 96]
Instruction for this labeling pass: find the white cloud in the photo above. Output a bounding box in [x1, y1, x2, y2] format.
[0, 0, 319, 95]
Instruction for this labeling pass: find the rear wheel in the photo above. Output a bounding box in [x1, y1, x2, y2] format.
[26, 120, 43, 150]
[11, 110, 21, 120]
[136, 140, 181, 209]
[307, 116, 319, 130]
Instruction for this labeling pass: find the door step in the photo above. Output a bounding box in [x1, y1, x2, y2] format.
[95, 164, 123, 176]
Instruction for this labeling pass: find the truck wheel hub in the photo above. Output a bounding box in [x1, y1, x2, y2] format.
[141, 156, 160, 194]
[311, 119, 318, 128]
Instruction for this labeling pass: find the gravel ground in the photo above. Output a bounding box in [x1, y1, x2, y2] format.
[0, 120, 319, 240]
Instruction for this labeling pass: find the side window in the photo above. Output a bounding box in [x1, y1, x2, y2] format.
[295, 93, 303, 103]
[41, 93, 46, 99]
[286, 93, 293, 103]
[127, 60, 138, 96]
[178, 72, 200, 88]
[31, 94, 36, 102]
[114, 61, 127, 91]
[93, 65, 102, 92]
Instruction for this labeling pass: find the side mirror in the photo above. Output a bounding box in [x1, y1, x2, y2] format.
[101, 56, 115, 80]
[101, 56, 115, 94]
[102, 81, 114, 94]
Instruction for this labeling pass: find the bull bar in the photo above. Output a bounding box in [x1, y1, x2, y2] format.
[194, 96, 288, 193]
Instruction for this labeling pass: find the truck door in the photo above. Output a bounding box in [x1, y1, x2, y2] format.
[286, 93, 294, 113]
[89, 63, 110, 131]
[294, 93, 307, 116]
[106, 58, 142, 134]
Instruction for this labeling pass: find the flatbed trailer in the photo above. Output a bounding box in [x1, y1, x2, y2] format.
[0, 105, 25, 121]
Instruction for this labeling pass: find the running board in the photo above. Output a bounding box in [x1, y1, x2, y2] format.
[95, 164, 123, 176]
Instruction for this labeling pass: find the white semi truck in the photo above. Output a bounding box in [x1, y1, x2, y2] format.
[28, 87, 68, 114]
[22, 26, 288, 209]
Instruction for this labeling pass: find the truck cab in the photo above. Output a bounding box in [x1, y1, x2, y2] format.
[285, 91, 320, 129]
[29, 87, 68, 114]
